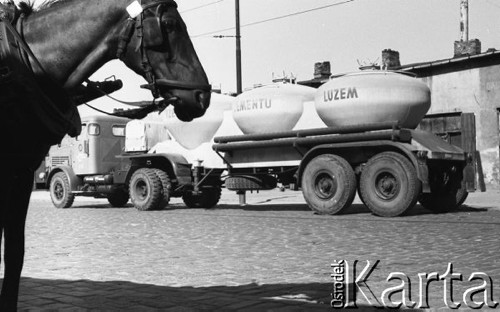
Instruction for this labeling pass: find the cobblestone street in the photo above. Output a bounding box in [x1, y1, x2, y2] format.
[5, 187, 500, 311]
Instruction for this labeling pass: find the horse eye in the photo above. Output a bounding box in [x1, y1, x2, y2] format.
[163, 18, 178, 33]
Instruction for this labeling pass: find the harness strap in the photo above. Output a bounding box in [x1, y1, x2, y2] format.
[116, 18, 136, 60]
[142, 79, 212, 92]
[138, 12, 160, 98]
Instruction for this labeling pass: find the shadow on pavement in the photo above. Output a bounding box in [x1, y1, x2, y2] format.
[69, 201, 490, 217]
[16, 278, 401, 311]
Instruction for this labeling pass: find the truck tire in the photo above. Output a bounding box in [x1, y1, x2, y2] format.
[183, 186, 222, 208]
[359, 152, 421, 217]
[129, 168, 162, 211]
[50, 172, 75, 209]
[301, 154, 356, 215]
[419, 186, 468, 213]
[152, 169, 171, 209]
[107, 186, 129, 207]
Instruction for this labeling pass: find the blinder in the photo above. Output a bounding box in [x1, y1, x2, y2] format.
[142, 16, 164, 48]
[142, 3, 167, 48]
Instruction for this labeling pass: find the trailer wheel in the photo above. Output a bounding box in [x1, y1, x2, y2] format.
[359, 152, 421, 217]
[107, 186, 129, 207]
[152, 169, 171, 209]
[301, 154, 356, 215]
[183, 186, 222, 209]
[419, 186, 468, 213]
[50, 172, 75, 209]
[129, 168, 162, 211]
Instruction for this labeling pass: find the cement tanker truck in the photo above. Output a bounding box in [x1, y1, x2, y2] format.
[211, 71, 480, 217]
[45, 70, 482, 217]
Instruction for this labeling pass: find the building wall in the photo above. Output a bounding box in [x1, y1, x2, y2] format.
[419, 65, 500, 184]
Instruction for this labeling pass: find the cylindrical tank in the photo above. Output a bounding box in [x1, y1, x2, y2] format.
[315, 71, 431, 129]
[233, 83, 316, 134]
[162, 93, 233, 150]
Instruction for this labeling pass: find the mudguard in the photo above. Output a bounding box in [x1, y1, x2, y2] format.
[47, 166, 82, 191]
[118, 153, 193, 186]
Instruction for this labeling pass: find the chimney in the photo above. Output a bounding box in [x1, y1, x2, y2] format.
[454, 0, 481, 57]
[381, 49, 401, 70]
[314, 61, 331, 79]
[460, 0, 469, 42]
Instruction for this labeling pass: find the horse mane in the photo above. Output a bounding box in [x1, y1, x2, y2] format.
[36, 0, 69, 12]
[0, 0, 65, 17]
[18, 1, 34, 15]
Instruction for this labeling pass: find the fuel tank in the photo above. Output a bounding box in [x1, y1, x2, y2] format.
[315, 71, 431, 128]
[233, 83, 316, 134]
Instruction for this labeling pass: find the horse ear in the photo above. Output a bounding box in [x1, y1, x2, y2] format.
[143, 17, 164, 48]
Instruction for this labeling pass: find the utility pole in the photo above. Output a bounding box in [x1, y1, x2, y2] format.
[235, 0, 242, 94]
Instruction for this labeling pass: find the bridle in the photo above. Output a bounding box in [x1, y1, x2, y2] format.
[117, 0, 211, 100]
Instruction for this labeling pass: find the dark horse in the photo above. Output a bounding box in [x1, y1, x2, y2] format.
[0, 0, 210, 309]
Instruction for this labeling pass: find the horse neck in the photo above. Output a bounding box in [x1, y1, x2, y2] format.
[22, 0, 131, 89]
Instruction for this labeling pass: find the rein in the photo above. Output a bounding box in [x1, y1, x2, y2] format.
[117, 0, 211, 99]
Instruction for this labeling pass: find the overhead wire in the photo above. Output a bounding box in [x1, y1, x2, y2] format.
[181, 0, 225, 14]
[191, 0, 355, 38]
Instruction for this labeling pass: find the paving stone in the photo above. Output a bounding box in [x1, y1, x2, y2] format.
[5, 189, 499, 310]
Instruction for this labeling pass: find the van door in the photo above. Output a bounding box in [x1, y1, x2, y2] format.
[73, 122, 93, 175]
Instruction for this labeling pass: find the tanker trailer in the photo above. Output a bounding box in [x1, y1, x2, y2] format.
[214, 71, 481, 217]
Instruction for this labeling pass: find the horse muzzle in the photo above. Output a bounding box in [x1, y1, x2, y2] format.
[142, 79, 212, 121]
[166, 89, 211, 122]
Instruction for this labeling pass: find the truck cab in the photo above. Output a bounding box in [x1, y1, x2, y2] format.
[45, 115, 130, 208]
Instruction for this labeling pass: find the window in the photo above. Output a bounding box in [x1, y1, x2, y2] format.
[112, 125, 126, 137]
[88, 123, 100, 136]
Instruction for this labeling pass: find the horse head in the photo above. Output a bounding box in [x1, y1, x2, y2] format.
[118, 0, 211, 121]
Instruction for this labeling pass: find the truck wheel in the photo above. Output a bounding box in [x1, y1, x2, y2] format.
[107, 187, 129, 207]
[129, 168, 162, 211]
[50, 172, 75, 209]
[359, 152, 421, 217]
[356, 175, 367, 206]
[152, 169, 171, 209]
[301, 154, 356, 215]
[183, 186, 222, 208]
[419, 186, 468, 213]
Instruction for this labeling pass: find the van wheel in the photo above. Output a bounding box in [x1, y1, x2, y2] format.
[301, 154, 356, 215]
[107, 187, 129, 207]
[152, 169, 171, 209]
[359, 152, 421, 217]
[50, 172, 75, 209]
[129, 168, 162, 211]
[183, 186, 222, 208]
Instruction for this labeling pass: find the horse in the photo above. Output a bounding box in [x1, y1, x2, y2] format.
[0, 0, 211, 309]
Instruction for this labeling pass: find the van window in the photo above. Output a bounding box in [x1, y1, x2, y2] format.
[112, 125, 126, 137]
[88, 123, 100, 136]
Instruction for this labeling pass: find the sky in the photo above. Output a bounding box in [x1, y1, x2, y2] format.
[29, 0, 500, 114]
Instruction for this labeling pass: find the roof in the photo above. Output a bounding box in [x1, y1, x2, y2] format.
[298, 50, 500, 87]
[399, 50, 500, 77]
